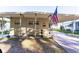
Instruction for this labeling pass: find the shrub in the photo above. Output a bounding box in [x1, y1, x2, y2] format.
[3, 31, 9, 34]
[0, 32, 2, 34]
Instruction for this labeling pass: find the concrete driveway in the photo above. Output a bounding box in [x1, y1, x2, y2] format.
[51, 31, 79, 53]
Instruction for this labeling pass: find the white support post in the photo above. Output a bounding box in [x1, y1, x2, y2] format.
[19, 13, 22, 36]
[72, 20, 75, 35]
[25, 17, 27, 36]
[1, 17, 3, 38]
[49, 18, 51, 36]
[35, 13, 37, 37]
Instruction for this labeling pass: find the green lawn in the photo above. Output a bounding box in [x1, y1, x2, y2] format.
[0, 38, 16, 40]
[54, 29, 79, 35]
[0, 31, 9, 34]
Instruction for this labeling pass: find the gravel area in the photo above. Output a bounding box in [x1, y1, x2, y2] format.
[0, 37, 65, 53]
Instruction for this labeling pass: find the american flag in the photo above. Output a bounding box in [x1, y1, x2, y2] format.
[49, 7, 58, 25]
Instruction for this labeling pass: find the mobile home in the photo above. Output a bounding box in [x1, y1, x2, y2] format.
[60, 19, 79, 32]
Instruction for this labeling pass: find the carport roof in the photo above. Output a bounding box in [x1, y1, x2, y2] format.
[0, 12, 79, 22]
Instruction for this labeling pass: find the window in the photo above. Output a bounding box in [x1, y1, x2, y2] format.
[68, 23, 73, 27]
[35, 21, 39, 25]
[28, 21, 39, 25]
[76, 22, 79, 26]
[43, 24, 46, 27]
[28, 21, 33, 25]
[15, 22, 20, 25]
[43, 23, 46, 27]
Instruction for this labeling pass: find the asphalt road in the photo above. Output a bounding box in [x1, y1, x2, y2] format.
[51, 31, 79, 53]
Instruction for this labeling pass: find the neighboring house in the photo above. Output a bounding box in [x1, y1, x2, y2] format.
[60, 19, 79, 32]
[0, 18, 10, 31]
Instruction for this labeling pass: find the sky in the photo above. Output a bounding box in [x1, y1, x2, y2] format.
[0, 6, 79, 14]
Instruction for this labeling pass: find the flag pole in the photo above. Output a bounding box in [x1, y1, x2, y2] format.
[49, 6, 58, 37]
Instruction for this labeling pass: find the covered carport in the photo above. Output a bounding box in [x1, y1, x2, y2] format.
[0, 12, 79, 38]
[0, 12, 50, 37]
[58, 14, 79, 22]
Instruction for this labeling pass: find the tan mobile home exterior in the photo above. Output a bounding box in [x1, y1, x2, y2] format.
[10, 12, 50, 37]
